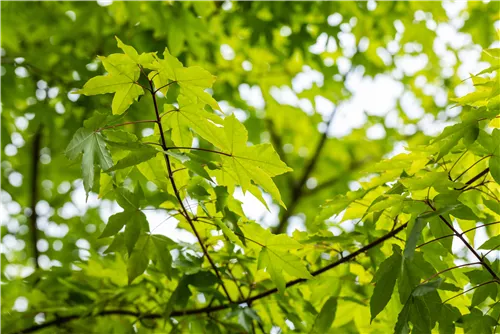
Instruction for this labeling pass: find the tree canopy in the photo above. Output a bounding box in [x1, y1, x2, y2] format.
[2, 1, 500, 334]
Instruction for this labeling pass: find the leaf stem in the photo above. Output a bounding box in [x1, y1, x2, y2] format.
[16, 221, 408, 333]
[416, 221, 500, 249]
[96, 120, 158, 132]
[166, 146, 232, 157]
[420, 262, 481, 284]
[29, 126, 42, 270]
[153, 81, 177, 94]
[452, 155, 491, 182]
[426, 202, 499, 281]
[441, 280, 498, 304]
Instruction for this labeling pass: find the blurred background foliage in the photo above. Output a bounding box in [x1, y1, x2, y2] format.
[1, 1, 499, 333]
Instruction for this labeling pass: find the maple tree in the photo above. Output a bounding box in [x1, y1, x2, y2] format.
[2, 2, 500, 334]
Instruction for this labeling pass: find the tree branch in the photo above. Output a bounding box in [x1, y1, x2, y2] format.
[148, 79, 233, 303]
[427, 202, 499, 281]
[15, 222, 408, 333]
[274, 106, 338, 234]
[454, 167, 490, 191]
[29, 126, 42, 269]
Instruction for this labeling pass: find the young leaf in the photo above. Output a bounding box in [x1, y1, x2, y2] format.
[76, 55, 144, 115]
[258, 234, 312, 293]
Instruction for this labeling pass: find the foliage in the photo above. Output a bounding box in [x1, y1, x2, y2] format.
[1, 2, 500, 334]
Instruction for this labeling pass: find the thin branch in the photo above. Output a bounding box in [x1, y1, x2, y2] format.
[447, 149, 468, 179]
[274, 105, 339, 234]
[427, 202, 499, 281]
[454, 167, 490, 191]
[16, 222, 408, 334]
[29, 126, 43, 269]
[148, 79, 233, 303]
[417, 221, 500, 249]
[442, 280, 498, 304]
[154, 81, 177, 94]
[159, 109, 178, 120]
[484, 244, 500, 258]
[452, 155, 491, 182]
[420, 262, 482, 284]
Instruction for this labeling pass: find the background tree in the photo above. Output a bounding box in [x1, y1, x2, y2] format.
[1, 1, 499, 333]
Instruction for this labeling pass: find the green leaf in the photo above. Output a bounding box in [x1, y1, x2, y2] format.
[478, 235, 500, 250]
[213, 115, 292, 207]
[438, 304, 461, 334]
[161, 95, 223, 149]
[370, 245, 402, 321]
[147, 48, 219, 109]
[257, 234, 312, 293]
[412, 279, 442, 297]
[410, 297, 432, 333]
[312, 297, 338, 333]
[460, 309, 497, 334]
[404, 217, 425, 260]
[115, 187, 142, 210]
[99, 211, 129, 239]
[428, 216, 452, 253]
[124, 211, 149, 254]
[214, 218, 244, 248]
[108, 148, 158, 171]
[76, 58, 144, 115]
[151, 234, 173, 279]
[394, 302, 411, 334]
[471, 282, 497, 307]
[65, 128, 113, 194]
[489, 155, 500, 184]
[127, 235, 151, 284]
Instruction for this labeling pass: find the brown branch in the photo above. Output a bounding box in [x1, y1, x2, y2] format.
[15, 222, 408, 334]
[454, 167, 490, 190]
[274, 106, 338, 234]
[148, 79, 233, 303]
[427, 202, 499, 281]
[29, 127, 42, 269]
